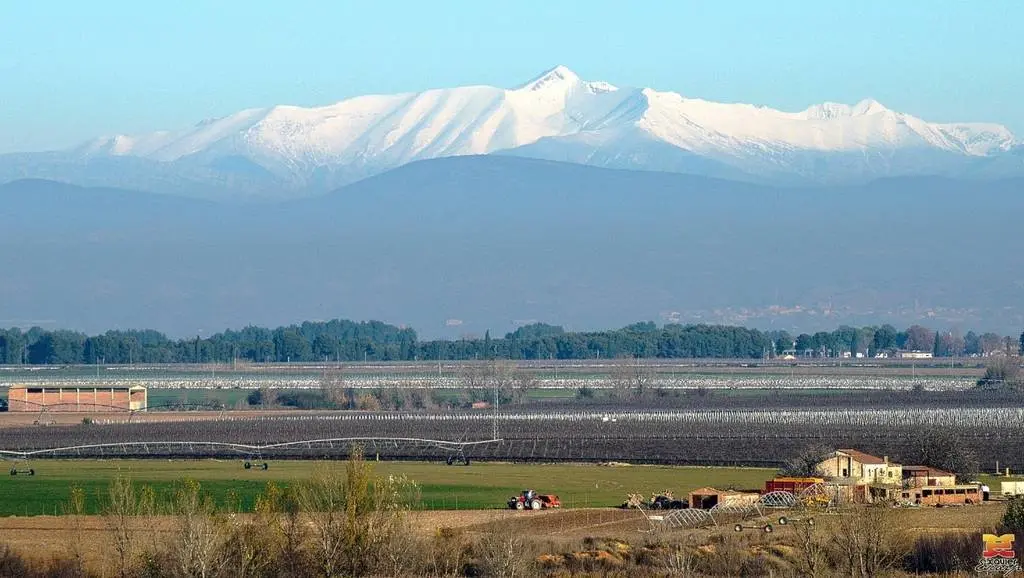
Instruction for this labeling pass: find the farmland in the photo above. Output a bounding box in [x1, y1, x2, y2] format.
[2, 360, 1022, 492]
[0, 459, 775, 516]
[2, 403, 1023, 469]
[0, 358, 985, 394]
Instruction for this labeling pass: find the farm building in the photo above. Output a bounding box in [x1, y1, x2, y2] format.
[763, 476, 824, 494]
[816, 449, 902, 485]
[902, 465, 957, 488]
[901, 484, 981, 506]
[896, 350, 933, 359]
[6, 385, 147, 412]
[688, 487, 760, 510]
[1002, 481, 1024, 497]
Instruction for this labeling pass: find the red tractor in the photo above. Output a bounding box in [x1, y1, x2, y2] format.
[507, 489, 561, 511]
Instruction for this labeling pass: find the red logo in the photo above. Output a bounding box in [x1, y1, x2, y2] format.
[983, 534, 1016, 559]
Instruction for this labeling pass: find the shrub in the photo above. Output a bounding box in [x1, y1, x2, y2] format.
[904, 532, 981, 574]
[1001, 496, 1024, 557]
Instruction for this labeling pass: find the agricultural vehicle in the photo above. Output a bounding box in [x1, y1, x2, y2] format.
[508, 489, 561, 511]
[446, 455, 470, 466]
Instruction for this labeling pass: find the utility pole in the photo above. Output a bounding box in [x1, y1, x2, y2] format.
[492, 378, 499, 440]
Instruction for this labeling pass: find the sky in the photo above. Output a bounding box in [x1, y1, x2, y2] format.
[1, 0, 1021, 154]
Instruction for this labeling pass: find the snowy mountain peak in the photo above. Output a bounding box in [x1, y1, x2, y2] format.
[518, 65, 580, 91]
[803, 99, 891, 120]
[852, 98, 890, 116]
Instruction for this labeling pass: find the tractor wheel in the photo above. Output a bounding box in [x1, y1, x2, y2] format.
[778, 516, 788, 525]
[28, 469, 34, 476]
[806, 519, 815, 526]
[763, 524, 773, 533]
[244, 461, 252, 470]
[515, 501, 525, 511]
[9, 468, 15, 476]
[446, 456, 454, 466]
[463, 457, 470, 466]
[530, 499, 543, 511]
[260, 463, 268, 471]
[734, 524, 743, 533]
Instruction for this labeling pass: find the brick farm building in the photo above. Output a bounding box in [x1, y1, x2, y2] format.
[6, 385, 147, 412]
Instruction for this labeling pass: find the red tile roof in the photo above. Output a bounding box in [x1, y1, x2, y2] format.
[836, 449, 887, 465]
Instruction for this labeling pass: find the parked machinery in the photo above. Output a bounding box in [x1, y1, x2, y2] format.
[508, 489, 561, 510]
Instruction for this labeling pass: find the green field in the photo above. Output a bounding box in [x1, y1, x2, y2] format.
[0, 459, 775, 516]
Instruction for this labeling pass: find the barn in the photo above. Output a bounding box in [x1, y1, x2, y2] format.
[6, 385, 147, 412]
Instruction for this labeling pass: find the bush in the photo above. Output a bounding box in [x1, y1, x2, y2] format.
[1001, 497, 1024, 557]
[0, 545, 30, 578]
[576, 385, 595, 399]
[275, 389, 331, 409]
[904, 532, 981, 574]
[977, 356, 1021, 389]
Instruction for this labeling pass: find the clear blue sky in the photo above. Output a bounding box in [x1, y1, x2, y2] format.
[1, 0, 1021, 153]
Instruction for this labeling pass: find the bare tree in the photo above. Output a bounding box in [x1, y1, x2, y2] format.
[168, 479, 225, 578]
[629, 357, 653, 398]
[832, 508, 910, 577]
[319, 367, 348, 408]
[780, 444, 831, 478]
[102, 475, 155, 578]
[793, 520, 831, 578]
[296, 446, 419, 577]
[509, 366, 539, 405]
[905, 426, 979, 481]
[475, 524, 534, 578]
[904, 325, 935, 351]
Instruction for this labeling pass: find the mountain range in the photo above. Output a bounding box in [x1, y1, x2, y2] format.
[2, 66, 1021, 200]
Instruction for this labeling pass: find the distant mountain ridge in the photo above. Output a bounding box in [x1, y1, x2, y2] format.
[3, 158, 1023, 336]
[1, 66, 1020, 200]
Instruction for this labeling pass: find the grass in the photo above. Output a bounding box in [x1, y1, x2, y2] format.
[0, 459, 775, 516]
[145, 388, 251, 408]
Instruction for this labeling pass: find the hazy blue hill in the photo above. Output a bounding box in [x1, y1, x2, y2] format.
[1, 158, 1022, 337]
[0, 179, 225, 237]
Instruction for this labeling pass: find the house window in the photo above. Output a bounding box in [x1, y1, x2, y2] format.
[888, 471, 892, 478]
[842, 468, 848, 477]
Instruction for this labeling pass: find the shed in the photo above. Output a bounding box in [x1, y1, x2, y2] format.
[688, 487, 760, 510]
[6, 385, 147, 412]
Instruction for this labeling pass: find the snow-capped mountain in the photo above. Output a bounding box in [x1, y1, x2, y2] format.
[2, 66, 1020, 199]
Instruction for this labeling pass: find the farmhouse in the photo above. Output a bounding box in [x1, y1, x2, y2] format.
[816, 449, 902, 485]
[896, 350, 933, 359]
[6, 385, 147, 412]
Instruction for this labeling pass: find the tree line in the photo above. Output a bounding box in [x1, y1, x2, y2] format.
[0, 319, 1022, 365]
